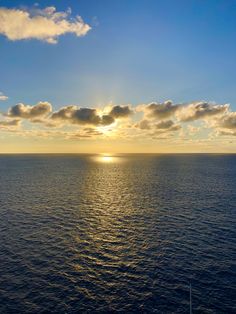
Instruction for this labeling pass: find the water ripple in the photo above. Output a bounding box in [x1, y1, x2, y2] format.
[0, 154, 235, 313]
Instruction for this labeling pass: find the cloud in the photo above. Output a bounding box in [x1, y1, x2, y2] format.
[139, 100, 179, 120]
[136, 119, 181, 134]
[138, 100, 229, 124]
[51, 106, 115, 126]
[0, 125, 105, 140]
[0, 6, 91, 44]
[50, 105, 132, 127]
[3, 99, 236, 143]
[215, 112, 236, 136]
[0, 119, 20, 127]
[67, 128, 104, 139]
[177, 102, 229, 122]
[8, 102, 52, 120]
[217, 112, 236, 130]
[135, 119, 151, 130]
[153, 120, 181, 136]
[218, 130, 236, 136]
[0, 92, 8, 101]
[155, 120, 179, 130]
[109, 105, 133, 118]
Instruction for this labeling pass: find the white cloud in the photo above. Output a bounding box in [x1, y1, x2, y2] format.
[0, 92, 8, 101]
[0, 6, 91, 44]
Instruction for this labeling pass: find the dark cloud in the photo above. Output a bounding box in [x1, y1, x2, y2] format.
[8, 102, 52, 119]
[215, 112, 236, 136]
[154, 120, 181, 134]
[101, 114, 115, 125]
[3, 99, 236, 142]
[144, 101, 179, 119]
[109, 105, 133, 118]
[50, 105, 73, 120]
[139, 100, 229, 124]
[217, 112, 236, 130]
[177, 102, 228, 122]
[136, 119, 181, 133]
[155, 120, 176, 129]
[51, 106, 115, 126]
[71, 108, 101, 125]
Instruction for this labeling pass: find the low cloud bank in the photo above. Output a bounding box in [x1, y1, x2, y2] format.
[1, 99, 236, 140]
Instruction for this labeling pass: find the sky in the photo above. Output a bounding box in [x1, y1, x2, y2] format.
[0, 0, 236, 153]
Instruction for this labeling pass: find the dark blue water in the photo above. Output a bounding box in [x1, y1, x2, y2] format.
[0, 154, 235, 313]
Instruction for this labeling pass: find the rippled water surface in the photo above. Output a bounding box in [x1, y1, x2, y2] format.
[0, 154, 235, 313]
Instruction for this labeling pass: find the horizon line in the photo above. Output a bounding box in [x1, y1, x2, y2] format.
[0, 152, 236, 155]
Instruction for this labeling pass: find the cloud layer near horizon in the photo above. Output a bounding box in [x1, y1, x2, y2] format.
[0, 6, 91, 43]
[1, 100, 236, 140]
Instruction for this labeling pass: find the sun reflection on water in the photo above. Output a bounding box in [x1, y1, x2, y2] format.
[100, 155, 114, 163]
[92, 154, 121, 163]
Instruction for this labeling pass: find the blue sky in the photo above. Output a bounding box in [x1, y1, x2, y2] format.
[1, 0, 236, 153]
[1, 0, 236, 111]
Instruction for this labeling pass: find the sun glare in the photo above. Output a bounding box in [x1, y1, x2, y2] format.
[92, 154, 119, 163]
[100, 155, 114, 163]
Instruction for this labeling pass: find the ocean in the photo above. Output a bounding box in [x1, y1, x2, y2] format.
[0, 154, 235, 313]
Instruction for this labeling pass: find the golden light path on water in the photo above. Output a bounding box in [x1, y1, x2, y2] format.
[100, 155, 114, 163]
[0, 154, 235, 312]
[93, 154, 121, 163]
